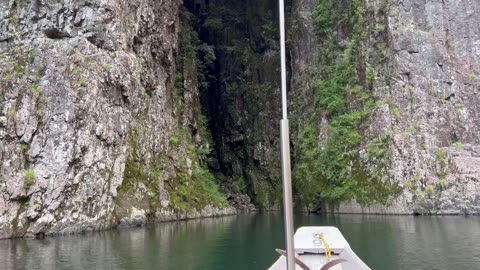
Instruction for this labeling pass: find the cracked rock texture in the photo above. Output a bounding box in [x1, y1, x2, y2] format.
[0, 0, 233, 239]
[290, 0, 480, 214]
[379, 0, 480, 214]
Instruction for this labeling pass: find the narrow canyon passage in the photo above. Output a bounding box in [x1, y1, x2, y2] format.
[0, 0, 479, 240]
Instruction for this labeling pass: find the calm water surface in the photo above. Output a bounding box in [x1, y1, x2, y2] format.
[1, 213, 479, 270]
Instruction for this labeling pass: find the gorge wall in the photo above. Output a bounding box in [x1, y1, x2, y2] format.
[288, 0, 480, 214]
[183, 0, 286, 210]
[188, 0, 480, 215]
[0, 0, 233, 239]
[0, 0, 479, 239]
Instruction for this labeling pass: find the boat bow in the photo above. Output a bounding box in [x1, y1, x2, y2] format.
[269, 227, 371, 270]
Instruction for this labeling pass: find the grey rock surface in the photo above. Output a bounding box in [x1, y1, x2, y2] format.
[290, 0, 480, 214]
[0, 0, 232, 239]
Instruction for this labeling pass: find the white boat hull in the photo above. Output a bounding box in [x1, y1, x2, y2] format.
[269, 227, 371, 270]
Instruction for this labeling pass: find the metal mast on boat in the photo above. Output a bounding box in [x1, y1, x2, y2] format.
[278, 0, 295, 269]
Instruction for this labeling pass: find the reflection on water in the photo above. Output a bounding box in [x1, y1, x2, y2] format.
[0, 215, 239, 270]
[0, 213, 479, 270]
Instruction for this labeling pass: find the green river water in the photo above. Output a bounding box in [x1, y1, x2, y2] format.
[1, 213, 479, 270]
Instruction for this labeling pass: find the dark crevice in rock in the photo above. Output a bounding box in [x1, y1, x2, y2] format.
[43, 28, 71, 39]
[444, 93, 455, 101]
[85, 33, 115, 51]
[33, 0, 42, 17]
[182, 0, 287, 210]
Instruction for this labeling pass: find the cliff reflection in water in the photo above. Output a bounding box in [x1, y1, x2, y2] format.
[1, 213, 480, 270]
[0, 215, 238, 270]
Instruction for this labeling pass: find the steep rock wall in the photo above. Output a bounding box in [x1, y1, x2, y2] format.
[376, 0, 480, 214]
[184, 0, 285, 209]
[0, 0, 232, 239]
[182, 0, 480, 214]
[289, 0, 480, 214]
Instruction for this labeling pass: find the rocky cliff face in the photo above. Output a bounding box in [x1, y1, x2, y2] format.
[0, 0, 232, 239]
[371, 0, 480, 214]
[190, 0, 480, 215]
[289, 0, 480, 214]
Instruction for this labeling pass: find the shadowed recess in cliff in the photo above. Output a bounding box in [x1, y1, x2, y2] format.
[182, 0, 293, 210]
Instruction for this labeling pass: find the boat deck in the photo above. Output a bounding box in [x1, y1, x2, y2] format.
[268, 227, 371, 270]
[270, 254, 347, 270]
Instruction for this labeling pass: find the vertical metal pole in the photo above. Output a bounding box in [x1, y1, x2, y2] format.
[281, 120, 295, 270]
[279, 0, 288, 120]
[279, 0, 295, 269]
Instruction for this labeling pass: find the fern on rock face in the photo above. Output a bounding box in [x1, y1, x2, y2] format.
[293, 0, 401, 208]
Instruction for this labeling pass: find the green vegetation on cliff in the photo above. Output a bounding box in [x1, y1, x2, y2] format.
[168, 9, 226, 212]
[293, 0, 401, 208]
[182, 1, 284, 209]
[116, 9, 226, 217]
[168, 156, 227, 213]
